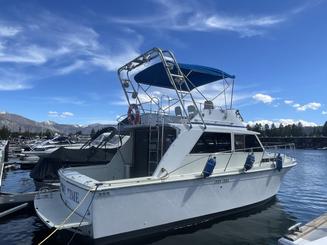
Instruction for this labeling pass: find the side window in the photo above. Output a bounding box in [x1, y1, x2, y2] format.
[234, 134, 263, 152]
[234, 134, 245, 151]
[245, 135, 263, 152]
[191, 132, 231, 154]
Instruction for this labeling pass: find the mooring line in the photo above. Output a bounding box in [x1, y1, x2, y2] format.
[38, 187, 93, 245]
[67, 184, 101, 245]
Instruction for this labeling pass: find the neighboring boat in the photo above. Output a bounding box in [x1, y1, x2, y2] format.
[18, 135, 83, 168]
[21, 135, 82, 156]
[30, 127, 130, 188]
[35, 48, 297, 242]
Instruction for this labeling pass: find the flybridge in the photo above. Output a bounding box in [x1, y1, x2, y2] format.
[117, 47, 236, 128]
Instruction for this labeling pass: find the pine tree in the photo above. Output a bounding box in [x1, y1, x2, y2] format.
[0, 126, 10, 139]
[90, 128, 96, 138]
[264, 124, 270, 137]
[322, 121, 327, 136]
[297, 122, 304, 136]
[279, 124, 285, 137]
[271, 123, 277, 136]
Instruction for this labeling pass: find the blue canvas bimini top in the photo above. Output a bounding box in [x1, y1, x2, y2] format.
[134, 62, 235, 91]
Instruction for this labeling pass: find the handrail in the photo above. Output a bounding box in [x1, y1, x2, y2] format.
[162, 143, 295, 177]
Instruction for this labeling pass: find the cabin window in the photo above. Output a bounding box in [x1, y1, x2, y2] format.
[234, 134, 263, 152]
[234, 134, 245, 150]
[190, 132, 231, 154]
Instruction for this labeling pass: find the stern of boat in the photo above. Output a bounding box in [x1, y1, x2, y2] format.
[34, 169, 98, 237]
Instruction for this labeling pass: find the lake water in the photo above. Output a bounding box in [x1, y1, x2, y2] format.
[0, 150, 326, 245]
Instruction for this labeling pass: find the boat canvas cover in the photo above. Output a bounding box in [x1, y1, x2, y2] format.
[134, 63, 235, 91]
[30, 146, 116, 181]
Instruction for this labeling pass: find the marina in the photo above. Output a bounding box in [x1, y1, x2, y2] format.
[0, 149, 326, 244]
[0, 48, 326, 244]
[1, 1, 327, 244]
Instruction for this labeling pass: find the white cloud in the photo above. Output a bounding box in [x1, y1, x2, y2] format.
[296, 102, 321, 111]
[51, 96, 85, 105]
[61, 111, 74, 117]
[0, 82, 30, 91]
[0, 46, 48, 64]
[247, 119, 318, 127]
[322, 111, 327, 115]
[203, 15, 284, 37]
[48, 111, 59, 117]
[0, 10, 141, 86]
[91, 47, 139, 71]
[48, 111, 74, 118]
[284, 100, 294, 105]
[57, 60, 85, 75]
[109, 0, 313, 37]
[0, 68, 32, 91]
[293, 103, 300, 108]
[0, 25, 21, 37]
[252, 93, 274, 104]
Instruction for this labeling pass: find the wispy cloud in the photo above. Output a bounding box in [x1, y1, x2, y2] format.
[91, 45, 140, 71]
[48, 111, 74, 118]
[0, 9, 141, 90]
[203, 15, 284, 37]
[51, 96, 85, 106]
[0, 82, 30, 91]
[0, 68, 32, 91]
[57, 60, 85, 75]
[109, 0, 311, 37]
[48, 111, 59, 117]
[322, 111, 327, 115]
[0, 24, 21, 37]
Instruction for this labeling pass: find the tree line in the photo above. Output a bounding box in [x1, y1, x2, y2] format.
[0, 126, 55, 139]
[247, 121, 327, 137]
[0, 126, 86, 140]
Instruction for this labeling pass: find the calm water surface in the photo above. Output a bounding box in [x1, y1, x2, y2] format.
[0, 150, 326, 245]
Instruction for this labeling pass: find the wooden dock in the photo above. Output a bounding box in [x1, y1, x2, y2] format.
[279, 213, 327, 244]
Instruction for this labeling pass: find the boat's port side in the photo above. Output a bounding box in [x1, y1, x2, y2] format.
[89, 166, 292, 239]
[59, 123, 296, 192]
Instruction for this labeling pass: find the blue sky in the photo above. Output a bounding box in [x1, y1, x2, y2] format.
[0, 0, 326, 126]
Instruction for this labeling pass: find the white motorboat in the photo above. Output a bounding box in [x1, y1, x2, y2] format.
[35, 48, 297, 243]
[18, 136, 84, 167]
[21, 135, 83, 157]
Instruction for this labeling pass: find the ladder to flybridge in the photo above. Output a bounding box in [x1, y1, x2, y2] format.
[148, 124, 161, 175]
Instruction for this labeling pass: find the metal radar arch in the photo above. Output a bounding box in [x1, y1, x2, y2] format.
[117, 47, 235, 129]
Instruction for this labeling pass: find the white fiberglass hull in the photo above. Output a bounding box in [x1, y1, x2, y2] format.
[35, 166, 293, 241]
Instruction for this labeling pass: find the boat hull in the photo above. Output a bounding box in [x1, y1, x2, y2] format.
[35, 166, 293, 242]
[78, 195, 276, 245]
[81, 167, 291, 240]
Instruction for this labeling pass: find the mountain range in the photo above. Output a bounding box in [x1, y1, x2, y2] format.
[0, 112, 112, 134]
